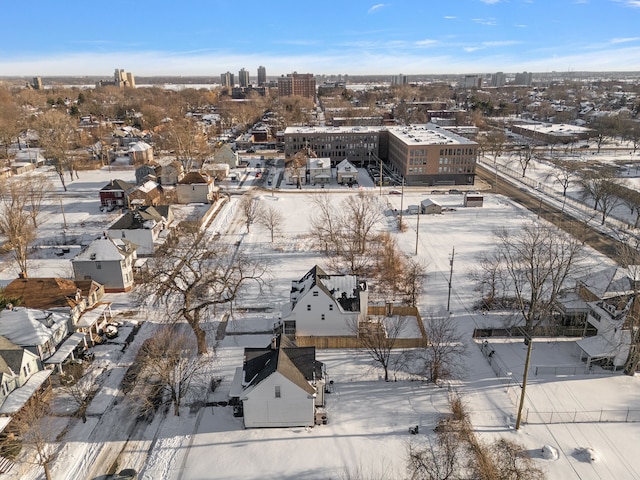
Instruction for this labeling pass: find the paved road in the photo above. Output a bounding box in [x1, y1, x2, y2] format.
[476, 163, 626, 262]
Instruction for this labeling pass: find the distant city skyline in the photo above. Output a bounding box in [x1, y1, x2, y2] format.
[1, 0, 639, 77]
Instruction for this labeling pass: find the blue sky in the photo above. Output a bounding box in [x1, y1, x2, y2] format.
[1, 0, 639, 76]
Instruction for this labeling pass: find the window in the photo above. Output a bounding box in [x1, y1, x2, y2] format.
[275, 386, 281, 398]
[321, 314, 325, 320]
[313, 291, 318, 297]
[329, 305, 333, 311]
[96, 261, 102, 270]
[307, 305, 311, 311]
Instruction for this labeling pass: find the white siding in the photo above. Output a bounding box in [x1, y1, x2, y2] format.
[243, 372, 314, 428]
[291, 286, 357, 336]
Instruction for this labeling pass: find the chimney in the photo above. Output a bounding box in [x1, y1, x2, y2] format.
[18, 271, 27, 279]
[271, 337, 277, 350]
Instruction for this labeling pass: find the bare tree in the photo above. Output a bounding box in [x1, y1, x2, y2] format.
[422, 314, 466, 384]
[33, 110, 76, 191]
[23, 175, 53, 229]
[407, 428, 463, 480]
[240, 194, 264, 233]
[8, 397, 58, 480]
[492, 223, 586, 336]
[351, 315, 409, 381]
[511, 145, 536, 178]
[136, 223, 266, 354]
[546, 159, 581, 211]
[136, 326, 211, 416]
[488, 439, 545, 480]
[60, 362, 99, 424]
[580, 170, 622, 224]
[375, 234, 427, 306]
[258, 202, 284, 242]
[616, 238, 640, 375]
[309, 192, 383, 275]
[157, 116, 211, 172]
[0, 178, 38, 275]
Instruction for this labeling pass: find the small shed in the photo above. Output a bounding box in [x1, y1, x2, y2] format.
[464, 192, 484, 207]
[420, 198, 442, 215]
[407, 205, 420, 215]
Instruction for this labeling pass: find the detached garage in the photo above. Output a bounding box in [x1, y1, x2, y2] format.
[464, 192, 484, 207]
[420, 199, 442, 214]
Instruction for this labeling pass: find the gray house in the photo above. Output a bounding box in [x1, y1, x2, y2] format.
[72, 236, 137, 293]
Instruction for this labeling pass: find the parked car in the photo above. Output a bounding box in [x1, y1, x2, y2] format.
[115, 469, 138, 480]
[388, 189, 402, 195]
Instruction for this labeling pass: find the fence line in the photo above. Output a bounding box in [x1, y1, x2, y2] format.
[524, 408, 640, 424]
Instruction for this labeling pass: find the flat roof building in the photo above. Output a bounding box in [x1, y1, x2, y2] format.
[283, 124, 478, 186]
[278, 72, 316, 99]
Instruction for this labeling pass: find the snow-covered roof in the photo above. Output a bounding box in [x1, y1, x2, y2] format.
[73, 237, 135, 262]
[127, 141, 152, 152]
[44, 332, 86, 365]
[0, 369, 53, 415]
[0, 307, 67, 347]
[336, 159, 357, 172]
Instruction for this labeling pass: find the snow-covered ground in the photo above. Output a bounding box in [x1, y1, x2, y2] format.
[1, 162, 640, 480]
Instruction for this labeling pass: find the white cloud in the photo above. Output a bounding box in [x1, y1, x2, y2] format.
[482, 40, 522, 47]
[464, 47, 482, 52]
[444, 16, 457, 19]
[610, 37, 640, 44]
[368, 3, 387, 14]
[479, 0, 501, 4]
[473, 18, 497, 26]
[415, 39, 438, 47]
[513, 24, 527, 28]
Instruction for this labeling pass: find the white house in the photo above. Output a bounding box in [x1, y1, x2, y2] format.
[0, 306, 69, 361]
[308, 158, 331, 185]
[108, 206, 172, 256]
[335, 159, 358, 185]
[176, 171, 218, 204]
[280, 265, 368, 338]
[127, 141, 154, 164]
[557, 265, 640, 370]
[0, 336, 41, 408]
[230, 335, 325, 428]
[72, 236, 137, 293]
[420, 198, 442, 214]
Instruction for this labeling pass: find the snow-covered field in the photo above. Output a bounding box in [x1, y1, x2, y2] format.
[1, 162, 640, 480]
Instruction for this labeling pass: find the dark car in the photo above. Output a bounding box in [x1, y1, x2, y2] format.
[115, 469, 138, 480]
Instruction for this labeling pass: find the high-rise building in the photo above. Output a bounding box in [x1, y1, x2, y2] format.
[514, 71, 533, 86]
[114, 68, 135, 88]
[32, 77, 43, 90]
[462, 75, 482, 89]
[257, 66, 267, 86]
[391, 74, 408, 86]
[277, 72, 316, 98]
[490, 72, 505, 87]
[221, 72, 235, 88]
[238, 68, 250, 88]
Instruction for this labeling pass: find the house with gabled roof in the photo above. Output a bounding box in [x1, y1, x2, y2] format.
[3, 277, 104, 332]
[230, 335, 325, 428]
[0, 306, 69, 362]
[127, 180, 162, 207]
[0, 336, 41, 407]
[72, 235, 137, 292]
[107, 205, 172, 256]
[176, 171, 218, 204]
[99, 179, 135, 209]
[336, 159, 358, 185]
[308, 157, 331, 185]
[557, 265, 640, 369]
[279, 265, 368, 339]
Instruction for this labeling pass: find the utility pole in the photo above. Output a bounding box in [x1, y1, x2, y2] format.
[516, 331, 533, 430]
[447, 246, 455, 312]
[415, 209, 420, 255]
[399, 177, 404, 229]
[379, 153, 382, 196]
